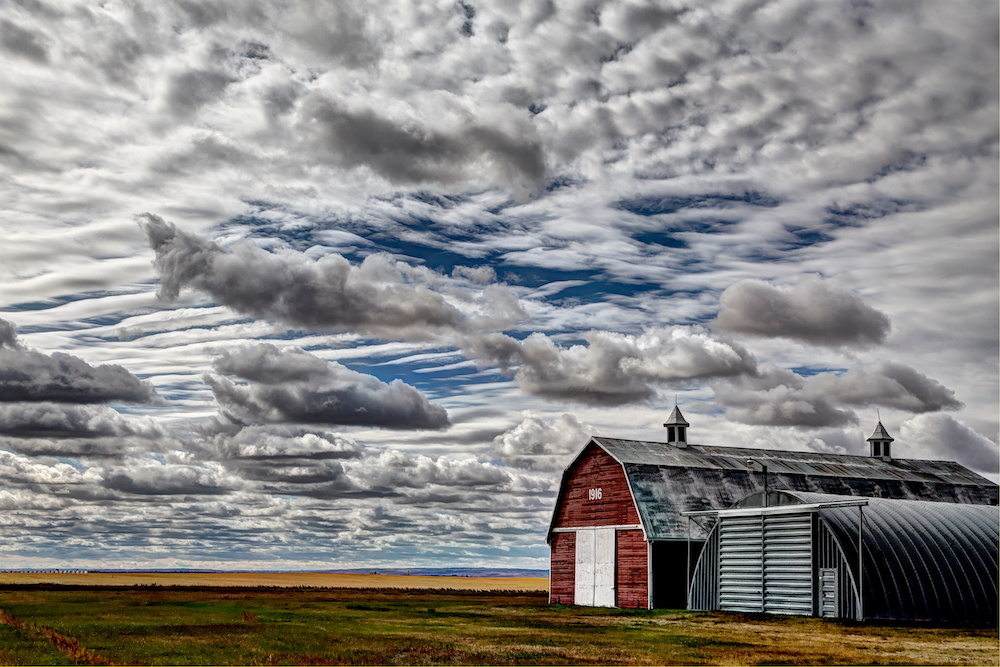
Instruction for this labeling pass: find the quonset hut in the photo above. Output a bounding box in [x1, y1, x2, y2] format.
[687, 490, 999, 624]
[546, 408, 998, 611]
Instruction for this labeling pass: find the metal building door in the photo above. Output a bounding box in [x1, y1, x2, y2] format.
[762, 514, 813, 615]
[718, 513, 813, 615]
[819, 568, 838, 618]
[718, 516, 763, 612]
[574, 528, 616, 607]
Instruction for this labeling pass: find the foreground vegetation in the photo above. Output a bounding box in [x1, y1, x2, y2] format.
[0, 585, 995, 665]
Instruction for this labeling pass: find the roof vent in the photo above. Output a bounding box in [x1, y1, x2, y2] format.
[664, 405, 689, 448]
[867, 420, 894, 461]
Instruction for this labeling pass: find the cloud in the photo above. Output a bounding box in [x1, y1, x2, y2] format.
[216, 424, 364, 460]
[205, 343, 450, 430]
[139, 214, 523, 340]
[0, 402, 164, 440]
[300, 97, 546, 190]
[102, 461, 234, 496]
[0, 19, 49, 63]
[0, 318, 159, 404]
[714, 276, 891, 347]
[713, 361, 962, 427]
[465, 326, 757, 405]
[492, 412, 591, 471]
[809, 361, 962, 413]
[898, 413, 999, 473]
[210, 425, 363, 485]
[713, 366, 858, 427]
[350, 449, 515, 490]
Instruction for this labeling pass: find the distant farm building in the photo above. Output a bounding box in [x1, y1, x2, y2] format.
[546, 408, 999, 622]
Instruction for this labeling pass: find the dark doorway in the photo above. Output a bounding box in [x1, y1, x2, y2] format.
[651, 540, 704, 609]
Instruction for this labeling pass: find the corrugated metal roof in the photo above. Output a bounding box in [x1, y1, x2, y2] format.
[770, 491, 998, 624]
[584, 436, 998, 541]
[593, 436, 993, 485]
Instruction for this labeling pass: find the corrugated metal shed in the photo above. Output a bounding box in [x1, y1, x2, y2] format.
[580, 437, 998, 541]
[694, 490, 1000, 624]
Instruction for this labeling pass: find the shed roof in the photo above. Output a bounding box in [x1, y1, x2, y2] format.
[563, 437, 998, 541]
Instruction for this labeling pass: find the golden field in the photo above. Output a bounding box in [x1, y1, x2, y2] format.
[0, 571, 548, 591]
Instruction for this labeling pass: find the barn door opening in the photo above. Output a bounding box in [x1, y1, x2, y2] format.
[574, 528, 616, 607]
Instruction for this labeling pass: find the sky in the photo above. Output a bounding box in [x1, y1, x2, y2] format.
[0, 0, 997, 572]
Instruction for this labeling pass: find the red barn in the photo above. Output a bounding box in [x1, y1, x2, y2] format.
[546, 409, 999, 609]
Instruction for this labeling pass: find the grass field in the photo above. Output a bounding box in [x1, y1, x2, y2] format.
[0, 572, 547, 592]
[0, 585, 995, 666]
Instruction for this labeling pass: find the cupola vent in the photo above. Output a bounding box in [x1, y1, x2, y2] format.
[867, 420, 894, 461]
[664, 405, 689, 448]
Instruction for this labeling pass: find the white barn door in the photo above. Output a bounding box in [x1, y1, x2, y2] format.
[574, 528, 616, 607]
[574, 529, 595, 606]
[594, 528, 616, 606]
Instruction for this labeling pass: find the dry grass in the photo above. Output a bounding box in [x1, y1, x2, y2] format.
[0, 585, 994, 665]
[0, 571, 548, 591]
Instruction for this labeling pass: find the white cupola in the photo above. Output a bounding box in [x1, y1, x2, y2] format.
[664, 405, 689, 448]
[867, 421, 894, 461]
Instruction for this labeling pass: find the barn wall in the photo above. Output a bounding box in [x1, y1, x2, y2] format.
[552, 445, 641, 528]
[615, 529, 648, 608]
[549, 531, 575, 604]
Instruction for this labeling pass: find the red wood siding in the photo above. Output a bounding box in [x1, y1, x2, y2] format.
[549, 531, 575, 604]
[615, 529, 648, 608]
[552, 444, 641, 528]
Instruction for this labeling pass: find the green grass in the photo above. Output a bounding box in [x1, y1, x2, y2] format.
[0, 585, 996, 665]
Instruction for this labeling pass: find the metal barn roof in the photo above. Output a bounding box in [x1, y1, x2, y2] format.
[580, 437, 998, 541]
[733, 490, 1000, 624]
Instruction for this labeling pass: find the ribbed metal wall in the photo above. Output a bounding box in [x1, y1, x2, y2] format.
[718, 516, 764, 612]
[762, 514, 812, 615]
[692, 511, 814, 615]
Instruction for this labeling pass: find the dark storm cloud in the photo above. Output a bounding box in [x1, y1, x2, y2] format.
[206, 343, 450, 429]
[300, 97, 546, 188]
[140, 214, 522, 339]
[465, 326, 757, 405]
[0, 319, 159, 404]
[714, 276, 891, 347]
